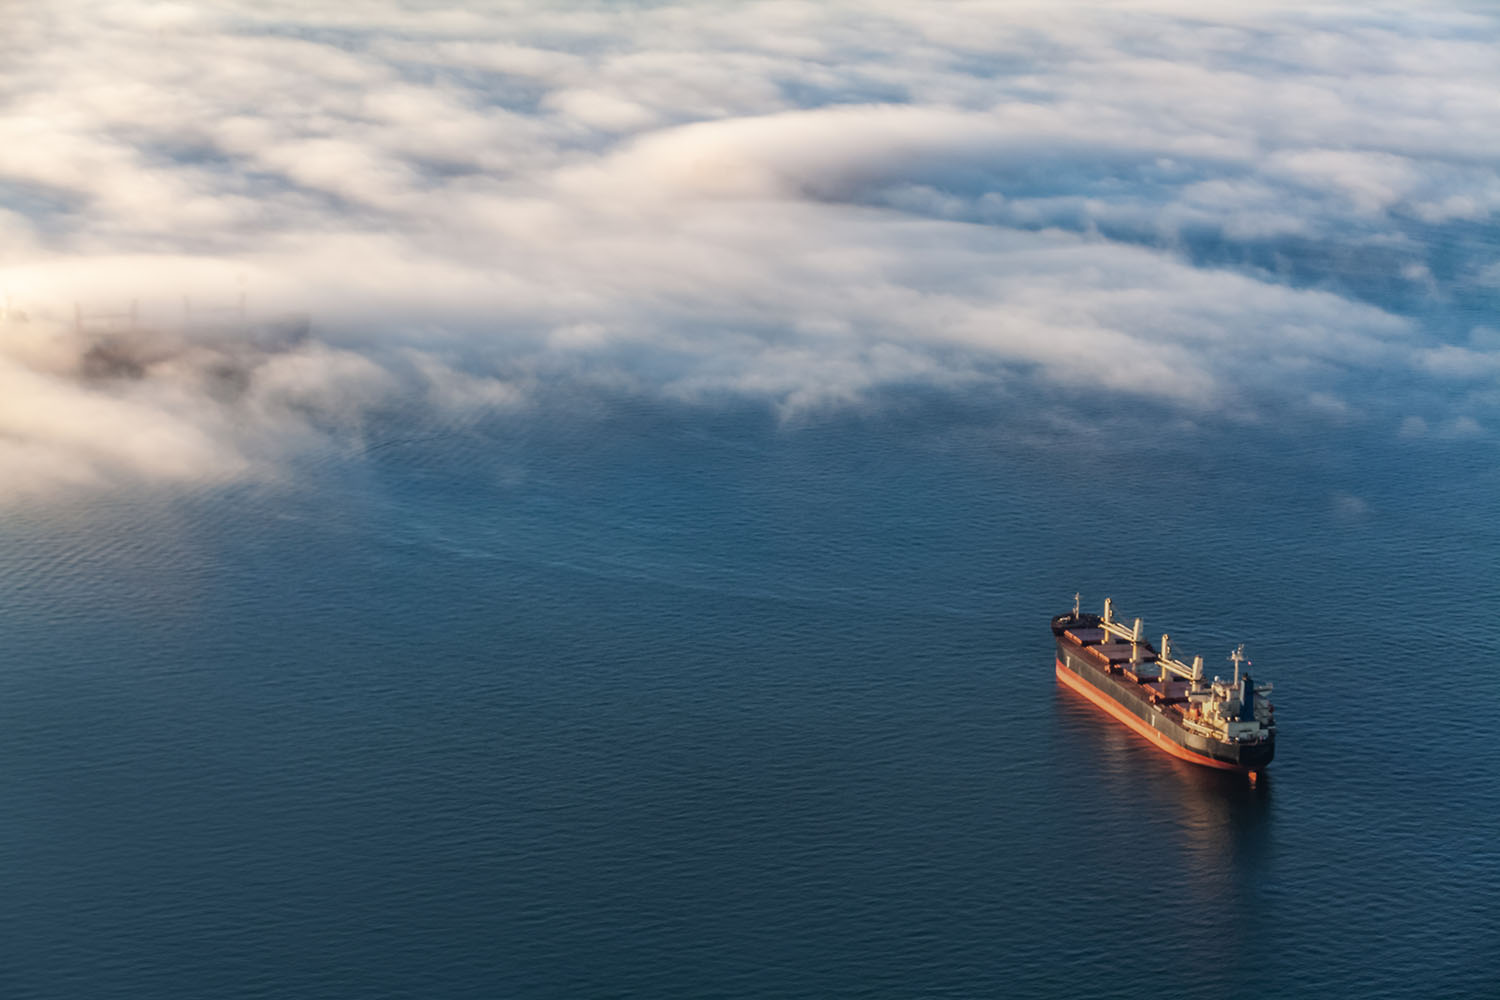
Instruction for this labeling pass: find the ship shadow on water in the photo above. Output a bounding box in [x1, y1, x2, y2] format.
[1051, 677, 1275, 902]
[1050, 677, 1277, 995]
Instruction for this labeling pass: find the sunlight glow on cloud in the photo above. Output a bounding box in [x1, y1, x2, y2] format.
[1, 0, 1497, 499]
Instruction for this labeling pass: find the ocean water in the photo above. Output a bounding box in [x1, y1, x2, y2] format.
[0, 390, 1497, 999]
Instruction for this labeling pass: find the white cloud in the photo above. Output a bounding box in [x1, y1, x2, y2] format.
[1416, 344, 1500, 380]
[1441, 415, 1485, 439]
[1, 0, 1497, 502]
[1398, 415, 1428, 438]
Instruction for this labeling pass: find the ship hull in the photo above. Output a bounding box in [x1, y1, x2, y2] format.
[1053, 635, 1274, 773]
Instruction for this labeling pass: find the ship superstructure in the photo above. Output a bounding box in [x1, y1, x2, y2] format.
[1051, 595, 1275, 774]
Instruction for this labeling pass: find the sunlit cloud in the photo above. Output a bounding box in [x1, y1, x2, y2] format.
[2, 0, 1497, 500]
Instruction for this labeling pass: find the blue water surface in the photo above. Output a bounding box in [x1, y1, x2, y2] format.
[0, 387, 1496, 999]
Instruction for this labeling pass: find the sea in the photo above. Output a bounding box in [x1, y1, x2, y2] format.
[0, 380, 1497, 998]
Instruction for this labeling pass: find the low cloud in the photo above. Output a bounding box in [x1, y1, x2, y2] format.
[0, 307, 525, 500]
[2, 0, 1497, 501]
[1417, 343, 1500, 380]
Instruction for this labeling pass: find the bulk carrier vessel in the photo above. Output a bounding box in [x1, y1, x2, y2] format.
[1052, 595, 1275, 775]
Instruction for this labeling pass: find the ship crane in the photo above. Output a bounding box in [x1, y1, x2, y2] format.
[1096, 601, 1266, 725]
[1098, 600, 1146, 658]
[1098, 606, 1202, 682]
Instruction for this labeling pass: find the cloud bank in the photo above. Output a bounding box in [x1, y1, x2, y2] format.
[2, 0, 1498, 499]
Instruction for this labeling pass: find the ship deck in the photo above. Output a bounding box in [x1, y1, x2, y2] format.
[1055, 620, 1194, 724]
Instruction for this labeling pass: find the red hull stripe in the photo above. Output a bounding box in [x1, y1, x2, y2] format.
[1055, 658, 1247, 772]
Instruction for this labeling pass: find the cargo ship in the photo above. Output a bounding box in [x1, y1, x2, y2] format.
[1052, 595, 1275, 775]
